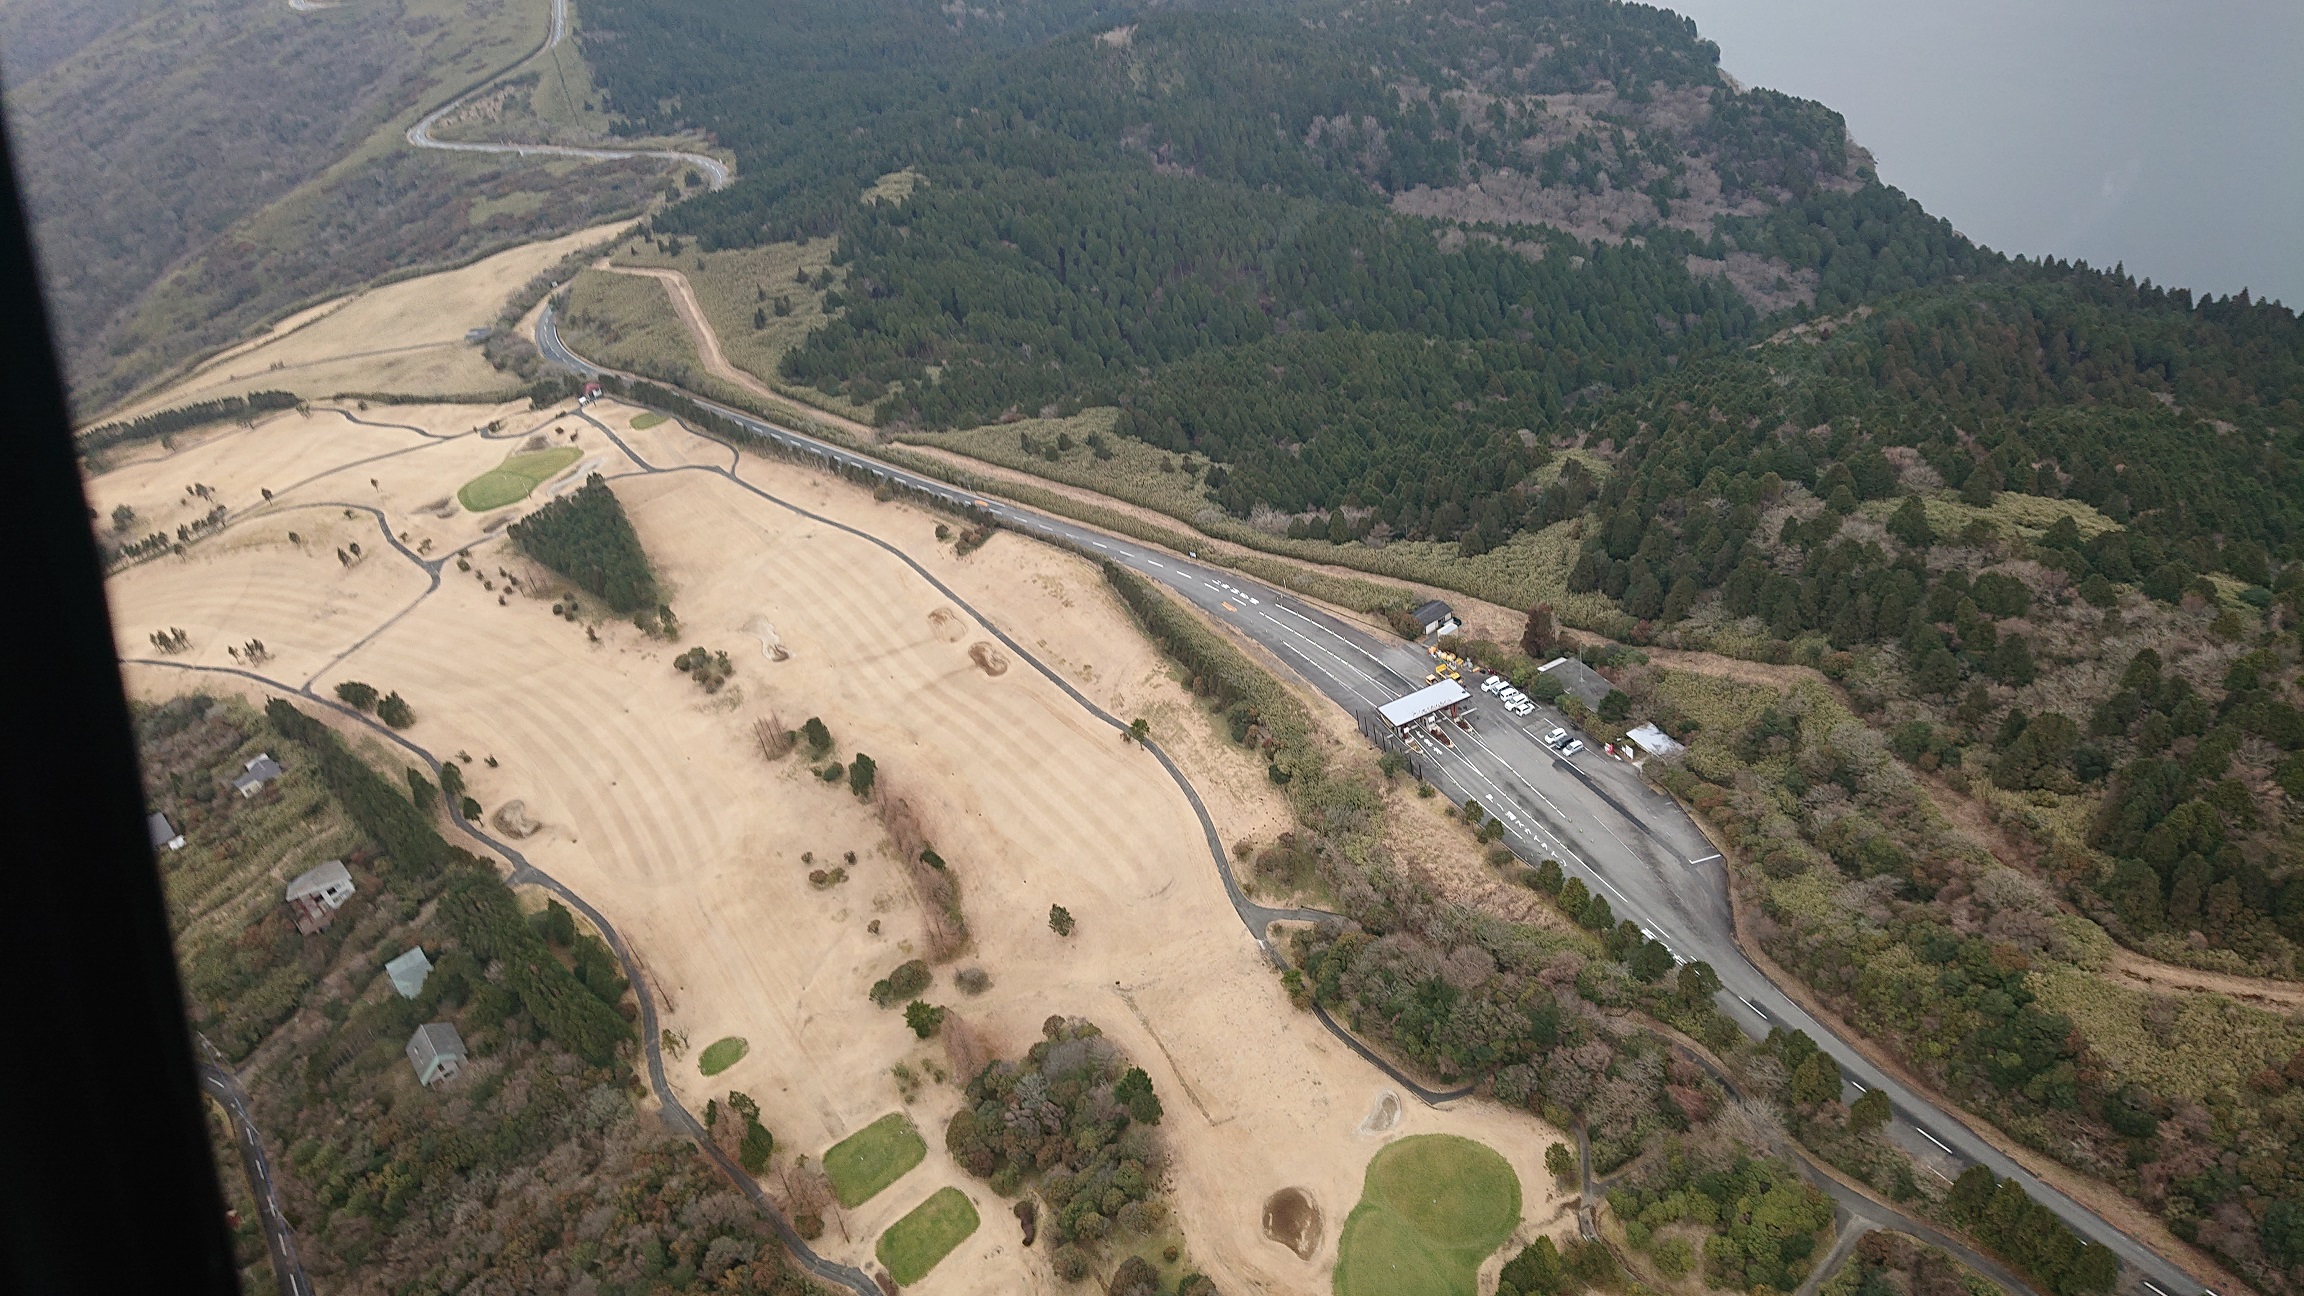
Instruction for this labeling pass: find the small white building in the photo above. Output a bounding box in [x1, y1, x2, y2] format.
[147, 811, 185, 852]
[406, 1022, 467, 1087]
[231, 754, 283, 798]
[284, 859, 355, 934]
[384, 947, 434, 1000]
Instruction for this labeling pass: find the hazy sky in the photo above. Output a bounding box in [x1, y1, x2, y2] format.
[1661, 0, 2304, 306]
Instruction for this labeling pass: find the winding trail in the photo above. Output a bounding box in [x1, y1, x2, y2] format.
[402, 0, 731, 188]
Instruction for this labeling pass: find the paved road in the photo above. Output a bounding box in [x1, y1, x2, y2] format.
[196, 1038, 311, 1296]
[539, 307, 2207, 1296]
[404, 0, 732, 188]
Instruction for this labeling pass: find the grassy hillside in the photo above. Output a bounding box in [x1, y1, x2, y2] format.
[3, 0, 686, 418]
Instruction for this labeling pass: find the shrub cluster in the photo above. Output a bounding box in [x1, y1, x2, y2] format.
[942, 1017, 1170, 1276]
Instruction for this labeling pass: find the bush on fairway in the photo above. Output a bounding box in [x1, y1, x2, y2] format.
[824, 1113, 927, 1207]
[1333, 1134, 1521, 1296]
[697, 1036, 748, 1076]
[876, 1187, 979, 1285]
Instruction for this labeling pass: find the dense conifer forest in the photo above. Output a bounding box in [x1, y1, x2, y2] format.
[566, 0, 2304, 1286]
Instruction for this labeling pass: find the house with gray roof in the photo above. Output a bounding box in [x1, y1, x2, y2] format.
[284, 859, 354, 934]
[231, 754, 283, 798]
[1410, 599, 1460, 638]
[147, 811, 184, 852]
[406, 1022, 467, 1087]
[384, 947, 434, 1000]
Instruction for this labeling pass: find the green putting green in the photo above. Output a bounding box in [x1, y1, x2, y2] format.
[696, 1036, 749, 1076]
[876, 1187, 978, 1285]
[1333, 1135, 1521, 1296]
[630, 412, 667, 429]
[457, 446, 584, 511]
[823, 1112, 927, 1207]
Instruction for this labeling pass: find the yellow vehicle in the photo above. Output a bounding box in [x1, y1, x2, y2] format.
[1424, 671, 1440, 684]
[1437, 663, 1461, 680]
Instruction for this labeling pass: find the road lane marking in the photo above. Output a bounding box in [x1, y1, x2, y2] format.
[1915, 1126, 1956, 1156]
[1690, 852, 1723, 864]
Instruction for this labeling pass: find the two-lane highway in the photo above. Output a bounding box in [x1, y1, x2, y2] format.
[197, 1037, 310, 1296]
[537, 307, 2209, 1296]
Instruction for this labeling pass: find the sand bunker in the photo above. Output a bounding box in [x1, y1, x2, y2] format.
[927, 607, 965, 642]
[491, 800, 542, 838]
[967, 642, 1008, 676]
[1262, 1187, 1322, 1260]
[1359, 1091, 1402, 1135]
[742, 614, 790, 661]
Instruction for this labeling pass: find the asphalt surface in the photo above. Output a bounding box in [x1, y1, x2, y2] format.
[539, 306, 2208, 1296]
[404, 0, 732, 188]
[197, 1038, 311, 1296]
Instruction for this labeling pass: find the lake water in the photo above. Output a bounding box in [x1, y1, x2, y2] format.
[1664, 0, 2303, 306]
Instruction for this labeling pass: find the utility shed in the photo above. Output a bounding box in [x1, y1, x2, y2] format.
[407, 1023, 467, 1087]
[147, 811, 184, 852]
[1378, 679, 1471, 731]
[1537, 657, 1616, 711]
[384, 947, 434, 999]
[1410, 599, 1460, 637]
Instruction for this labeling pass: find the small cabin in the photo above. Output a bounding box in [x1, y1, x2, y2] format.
[231, 754, 282, 798]
[284, 859, 355, 934]
[147, 811, 185, 852]
[406, 1022, 467, 1087]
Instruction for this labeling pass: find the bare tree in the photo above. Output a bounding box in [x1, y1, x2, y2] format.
[756, 712, 796, 759]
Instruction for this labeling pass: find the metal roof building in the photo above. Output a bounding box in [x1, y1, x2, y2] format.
[384, 947, 434, 1000]
[1377, 679, 1471, 729]
[231, 754, 283, 798]
[1410, 599, 1460, 637]
[406, 1023, 467, 1087]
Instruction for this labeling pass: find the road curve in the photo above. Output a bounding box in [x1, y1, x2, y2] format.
[196, 1038, 312, 1296]
[404, 0, 731, 189]
[533, 308, 2213, 1296]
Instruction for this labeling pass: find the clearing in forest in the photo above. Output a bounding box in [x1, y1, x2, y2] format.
[1333, 1135, 1522, 1296]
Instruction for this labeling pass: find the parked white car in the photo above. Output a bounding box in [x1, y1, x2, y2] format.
[1543, 727, 1569, 747]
